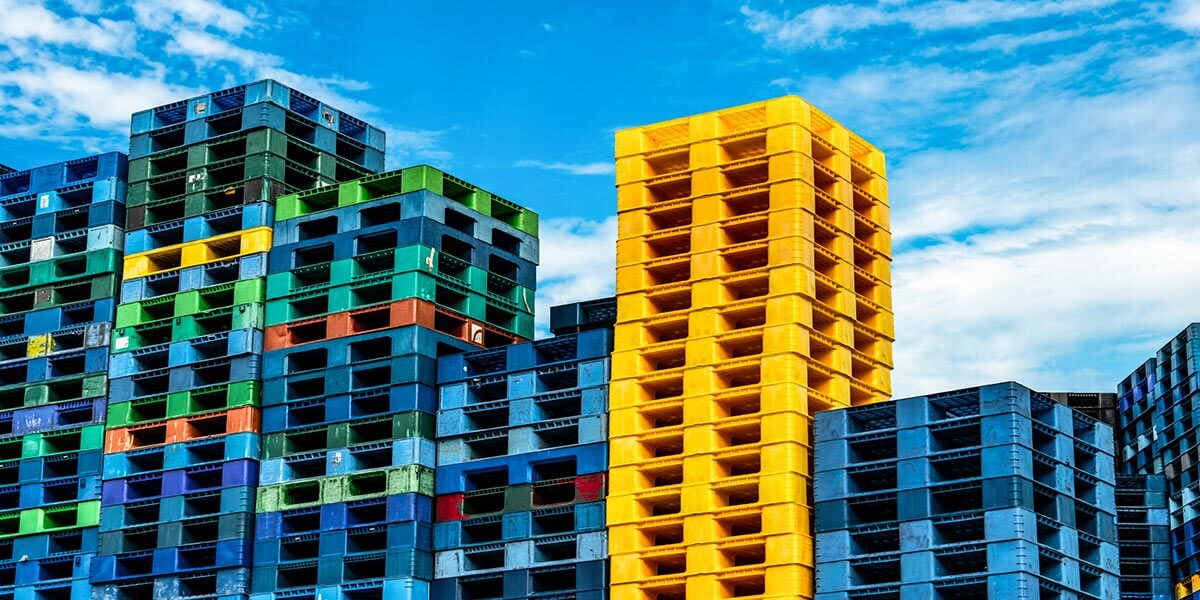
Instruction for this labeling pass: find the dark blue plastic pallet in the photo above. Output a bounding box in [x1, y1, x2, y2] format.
[2, 298, 115, 336]
[254, 520, 432, 566]
[437, 385, 608, 438]
[438, 329, 612, 386]
[17, 474, 100, 509]
[108, 355, 261, 403]
[98, 511, 253, 554]
[434, 443, 608, 495]
[256, 494, 432, 541]
[438, 360, 611, 411]
[433, 501, 605, 550]
[262, 325, 475, 381]
[267, 215, 537, 289]
[19, 451, 103, 484]
[124, 202, 274, 254]
[120, 254, 268, 303]
[437, 415, 606, 466]
[261, 382, 436, 420]
[0, 153, 126, 205]
[250, 548, 432, 593]
[92, 566, 251, 600]
[100, 459, 259, 506]
[108, 329, 264, 378]
[431, 559, 606, 600]
[21, 199, 125, 240]
[11, 397, 105, 435]
[103, 433, 261, 480]
[259, 438, 435, 485]
[245, 577, 429, 600]
[271, 190, 539, 264]
[0, 347, 108, 387]
[89, 538, 251, 583]
[99, 486, 254, 532]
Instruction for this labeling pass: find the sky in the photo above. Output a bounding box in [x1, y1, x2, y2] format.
[1, 0, 1199, 397]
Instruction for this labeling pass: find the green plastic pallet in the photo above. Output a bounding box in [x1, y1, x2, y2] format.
[256, 464, 434, 512]
[128, 176, 293, 229]
[0, 501, 101, 539]
[105, 380, 260, 428]
[275, 165, 539, 236]
[0, 249, 121, 295]
[22, 425, 104, 458]
[117, 279, 266, 328]
[0, 274, 117, 317]
[111, 303, 264, 353]
[0, 373, 106, 411]
[261, 411, 435, 460]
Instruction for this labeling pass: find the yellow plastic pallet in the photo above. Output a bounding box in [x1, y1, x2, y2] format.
[122, 227, 273, 280]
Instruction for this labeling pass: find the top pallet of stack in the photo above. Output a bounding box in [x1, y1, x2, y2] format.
[129, 79, 385, 171]
[0, 153, 126, 205]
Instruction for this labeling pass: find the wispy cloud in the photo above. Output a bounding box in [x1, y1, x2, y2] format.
[534, 216, 617, 333]
[516, 160, 615, 176]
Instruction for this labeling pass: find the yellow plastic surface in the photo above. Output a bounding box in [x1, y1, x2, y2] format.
[122, 227, 273, 280]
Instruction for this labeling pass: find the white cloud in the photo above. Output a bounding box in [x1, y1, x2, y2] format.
[167, 29, 281, 69]
[516, 160, 616, 176]
[1166, 0, 1200, 30]
[384, 128, 451, 166]
[961, 28, 1084, 52]
[742, 0, 1119, 48]
[0, 0, 135, 54]
[132, 0, 253, 34]
[534, 217, 617, 334]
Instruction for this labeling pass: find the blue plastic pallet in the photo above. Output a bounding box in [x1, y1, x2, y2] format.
[19, 451, 103, 484]
[120, 254, 268, 303]
[256, 494, 433, 541]
[4, 298, 115, 337]
[0, 347, 108, 387]
[434, 530, 605, 579]
[108, 329, 264, 378]
[271, 190, 539, 264]
[4, 577, 93, 600]
[437, 329, 612, 386]
[262, 325, 475, 381]
[250, 548, 432, 593]
[11, 397, 105, 435]
[434, 443, 608, 495]
[130, 80, 384, 149]
[108, 355, 262, 403]
[89, 538, 251, 583]
[437, 385, 607, 438]
[99, 511, 253, 555]
[438, 360, 610, 411]
[10, 528, 98, 560]
[254, 520, 432, 566]
[27, 199, 125, 240]
[263, 356, 441, 406]
[259, 438, 435, 486]
[17, 474, 100, 509]
[0, 153, 126, 204]
[124, 202, 275, 254]
[431, 559, 606, 600]
[266, 216, 537, 290]
[434, 501, 605, 551]
[437, 415, 606, 466]
[247, 577, 430, 600]
[103, 433, 261, 480]
[262, 383, 436, 432]
[100, 459, 259, 506]
[99, 486, 255, 532]
[92, 566, 251, 600]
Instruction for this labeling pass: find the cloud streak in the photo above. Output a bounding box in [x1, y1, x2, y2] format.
[516, 160, 615, 176]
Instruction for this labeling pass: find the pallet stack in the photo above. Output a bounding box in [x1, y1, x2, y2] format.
[432, 299, 613, 599]
[814, 382, 1121, 599]
[0, 153, 127, 600]
[1047, 392, 1118, 432]
[91, 80, 383, 600]
[607, 96, 894, 598]
[250, 166, 538, 600]
[1116, 475, 1171, 600]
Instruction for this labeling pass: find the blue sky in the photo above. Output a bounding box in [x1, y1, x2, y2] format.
[2, 0, 1199, 397]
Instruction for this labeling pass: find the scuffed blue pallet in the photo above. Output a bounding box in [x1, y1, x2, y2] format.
[256, 494, 432, 541]
[125, 202, 274, 254]
[259, 438, 435, 486]
[120, 254, 268, 303]
[3, 298, 115, 336]
[108, 355, 262, 403]
[89, 539, 251, 583]
[11, 397, 105, 435]
[271, 190, 539, 265]
[262, 325, 475, 381]
[437, 329, 612, 386]
[431, 559, 606, 600]
[100, 459, 258, 506]
[24, 199, 125, 240]
[253, 520, 432, 565]
[437, 385, 608, 438]
[0, 153, 126, 205]
[438, 359, 610, 412]
[262, 383, 436, 431]
[248, 576, 430, 600]
[434, 442, 608, 495]
[98, 512, 253, 555]
[93, 566, 252, 600]
[434, 501, 605, 551]
[0, 347, 108, 387]
[108, 329, 264, 378]
[19, 451, 103, 484]
[103, 433, 261, 480]
[434, 530, 605, 579]
[250, 548, 432, 593]
[437, 415, 606, 466]
[99, 486, 254, 532]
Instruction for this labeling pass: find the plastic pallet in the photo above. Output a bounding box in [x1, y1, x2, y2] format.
[19, 450, 103, 484]
[125, 175, 288, 231]
[0, 248, 120, 295]
[260, 382, 436, 421]
[124, 200, 272, 254]
[99, 486, 254, 532]
[25, 224, 123, 262]
[112, 303, 264, 354]
[434, 530, 605, 578]
[249, 548, 432, 592]
[122, 227, 272, 279]
[116, 279, 264, 328]
[22, 425, 105, 458]
[438, 329, 613, 386]
[102, 432, 261, 480]
[0, 273, 118, 315]
[130, 79, 384, 148]
[436, 474, 606, 522]
[253, 520, 432, 565]
[3, 181, 124, 240]
[108, 355, 262, 403]
[106, 381, 259, 428]
[1, 298, 115, 337]
[255, 493, 432, 540]
[0, 153, 126, 205]
[8, 527, 98, 560]
[263, 325, 476, 382]
[11, 397, 105, 434]
[0, 347, 109, 387]
[92, 566, 251, 600]
[100, 459, 258, 506]
[108, 328, 263, 378]
[437, 415, 606, 466]
[267, 216, 536, 289]
[259, 438, 436, 485]
[98, 511, 253, 555]
[263, 297, 520, 352]
[120, 254, 267, 303]
[438, 361, 611, 412]
[262, 356, 445, 408]
[433, 501, 605, 550]
[15, 322, 110, 359]
[548, 297, 616, 336]
[275, 165, 537, 237]
[437, 386, 607, 438]
[28, 200, 125, 240]
[431, 559, 606, 600]
[0, 500, 99, 538]
[89, 539, 251, 582]
[0, 373, 107, 413]
[16, 474, 101, 509]
[262, 411, 433, 457]
[247, 577, 431, 600]
[103, 406, 260, 453]
[270, 189, 538, 264]
[256, 465, 434, 513]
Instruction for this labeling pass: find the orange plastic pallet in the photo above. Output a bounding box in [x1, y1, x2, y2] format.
[104, 405, 260, 453]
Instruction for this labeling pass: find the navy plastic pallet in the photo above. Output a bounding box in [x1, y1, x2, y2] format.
[261, 383, 436, 420]
[108, 356, 261, 403]
[1, 179, 124, 236]
[92, 566, 251, 600]
[0, 153, 126, 205]
[267, 216, 536, 290]
[99, 486, 254, 532]
[437, 329, 612, 386]
[0, 347, 108, 387]
[98, 511, 253, 555]
[130, 80, 384, 149]
[89, 538, 250, 583]
[16, 474, 100, 509]
[100, 459, 258, 506]
[256, 493, 432, 541]
[2, 298, 115, 337]
[11, 397, 105, 435]
[120, 254, 268, 303]
[431, 559, 606, 600]
[548, 297, 615, 336]
[437, 415, 606, 466]
[103, 433, 261, 480]
[254, 520, 432, 566]
[434, 501, 605, 551]
[434, 443, 608, 495]
[438, 360, 611, 411]
[271, 190, 539, 264]
[437, 386, 607, 438]
[124, 202, 274, 254]
[108, 329, 263, 378]
[250, 548, 432, 593]
[262, 325, 475, 381]
[260, 439, 435, 486]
